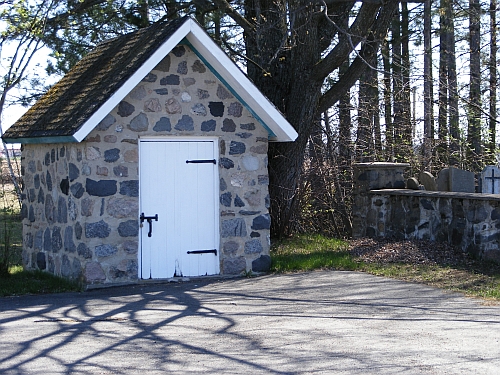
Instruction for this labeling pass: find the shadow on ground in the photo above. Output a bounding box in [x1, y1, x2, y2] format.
[1, 271, 500, 374]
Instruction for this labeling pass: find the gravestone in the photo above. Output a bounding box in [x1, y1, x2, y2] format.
[419, 171, 437, 191]
[406, 177, 420, 190]
[480, 165, 500, 194]
[449, 167, 475, 193]
[436, 168, 450, 191]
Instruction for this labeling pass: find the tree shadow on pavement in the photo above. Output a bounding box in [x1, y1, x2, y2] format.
[1, 273, 500, 374]
[0, 280, 290, 374]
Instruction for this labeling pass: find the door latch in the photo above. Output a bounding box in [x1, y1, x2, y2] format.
[140, 213, 158, 237]
[186, 159, 216, 164]
[187, 249, 217, 255]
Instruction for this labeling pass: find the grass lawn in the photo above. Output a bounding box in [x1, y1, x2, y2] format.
[0, 179, 80, 296]
[270, 234, 359, 272]
[0, 266, 81, 296]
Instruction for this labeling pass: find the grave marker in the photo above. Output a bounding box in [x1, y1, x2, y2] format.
[449, 167, 475, 193]
[406, 177, 420, 190]
[436, 168, 450, 191]
[419, 171, 437, 191]
[480, 166, 500, 194]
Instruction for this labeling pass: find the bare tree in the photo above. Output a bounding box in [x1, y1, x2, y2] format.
[0, 0, 58, 203]
[467, 0, 483, 171]
[488, 0, 498, 162]
[423, 0, 434, 170]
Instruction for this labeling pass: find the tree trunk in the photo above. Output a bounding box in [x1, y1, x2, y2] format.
[356, 53, 379, 161]
[467, 0, 483, 171]
[356, 64, 374, 162]
[245, 0, 323, 237]
[371, 59, 382, 156]
[489, 0, 498, 162]
[382, 38, 393, 161]
[401, 3, 412, 151]
[423, 0, 434, 170]
[437, 0, 449, 167]
[446, 2, 460, 167]
[391, 8, 407, 162]
[338, 14, 352, 170]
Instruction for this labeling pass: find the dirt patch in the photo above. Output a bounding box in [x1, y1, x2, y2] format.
[348, 238, 500, 302]
[348, 238, 474, 267]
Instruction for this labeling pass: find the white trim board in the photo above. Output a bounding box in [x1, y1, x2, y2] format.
[73, 18, 297, 143]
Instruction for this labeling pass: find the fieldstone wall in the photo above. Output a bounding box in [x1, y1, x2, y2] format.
[352, 162, 409, 238]
[20, 44, 272, 285]
[353, 163, 500, 263]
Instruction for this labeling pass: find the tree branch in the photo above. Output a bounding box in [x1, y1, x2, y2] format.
[312, 2, 381, 82]
[209, 0, 255, 34]
[316, 0, 399, 113]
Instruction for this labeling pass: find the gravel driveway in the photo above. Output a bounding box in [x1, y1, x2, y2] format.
[1, 270, 499, 374]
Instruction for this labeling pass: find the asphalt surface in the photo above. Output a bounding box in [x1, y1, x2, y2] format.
[1, 270, 499, 374]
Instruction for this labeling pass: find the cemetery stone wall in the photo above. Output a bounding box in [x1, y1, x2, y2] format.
[353, 163, 500, 263]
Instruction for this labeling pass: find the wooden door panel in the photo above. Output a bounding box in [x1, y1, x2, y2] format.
[140, 139, 219, 278]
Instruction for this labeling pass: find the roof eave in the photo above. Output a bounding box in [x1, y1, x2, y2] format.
[184, 20, 297, 142]
[15, 17, 297, 144]
[72, 19, 192, 143]
[3, 135, 78, 144]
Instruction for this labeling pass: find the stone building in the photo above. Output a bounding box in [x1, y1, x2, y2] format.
[3, 17, 297, 285]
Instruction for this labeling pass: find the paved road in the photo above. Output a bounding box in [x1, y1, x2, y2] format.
[1, 271, 499, 374]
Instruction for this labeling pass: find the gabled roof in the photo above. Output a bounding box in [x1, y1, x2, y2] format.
[3, 16, 297, 144]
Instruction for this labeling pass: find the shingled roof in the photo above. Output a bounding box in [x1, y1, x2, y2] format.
[3, 16, 297, 144]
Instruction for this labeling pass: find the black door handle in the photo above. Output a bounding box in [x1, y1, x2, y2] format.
[186, 159, 216, 164]
[140, 213, 158, 237]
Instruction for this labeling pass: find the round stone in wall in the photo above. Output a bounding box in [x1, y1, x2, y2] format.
[201, 119, 216, 132]
[129, 113, 149, 132]
[118, 220, 139, 237]
[97, 114, 116, 131]
[144, 98, 162, 112]
[165, 98, 182, 114]
[192, 60, 206, 73]
[242, 156, 259, 171]
[130, 85, 147, 100]
[229, 141, 245, 155]
[153, 117, 172, 132]
[228, 102, 243, 117]
[222, 257, 246, 275]
[252, 255, 271, 272]
[95, 244, 117, 257]
[84, 262, 106, 283]
[181, 92, 191, 102]
[174, 115, 194, 131]
[217, 85, 233, 100]
[117, 101, 135, 117]
[244, 239, 263, 254]
[191, 103, 207, 116]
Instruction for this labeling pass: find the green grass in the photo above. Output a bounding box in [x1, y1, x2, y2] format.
[0, 212, 23, 266]
[0, 182, 23, 277]
[0, 183, 82, 297]
[271, 234, 361, 272]
[271, 234, 500, 302]
[0, 266, 82, 297]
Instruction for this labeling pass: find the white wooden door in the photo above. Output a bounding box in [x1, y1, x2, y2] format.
[139, 139, 219, 278]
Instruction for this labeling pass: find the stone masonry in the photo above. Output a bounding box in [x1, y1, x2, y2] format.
[353, 163, 500, 263]
[20, 44, 272, 284]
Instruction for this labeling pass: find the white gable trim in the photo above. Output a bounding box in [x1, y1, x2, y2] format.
[73, 18, 297, 143]
[73, 21, 191, 142]
[185, 20, 297, 142]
